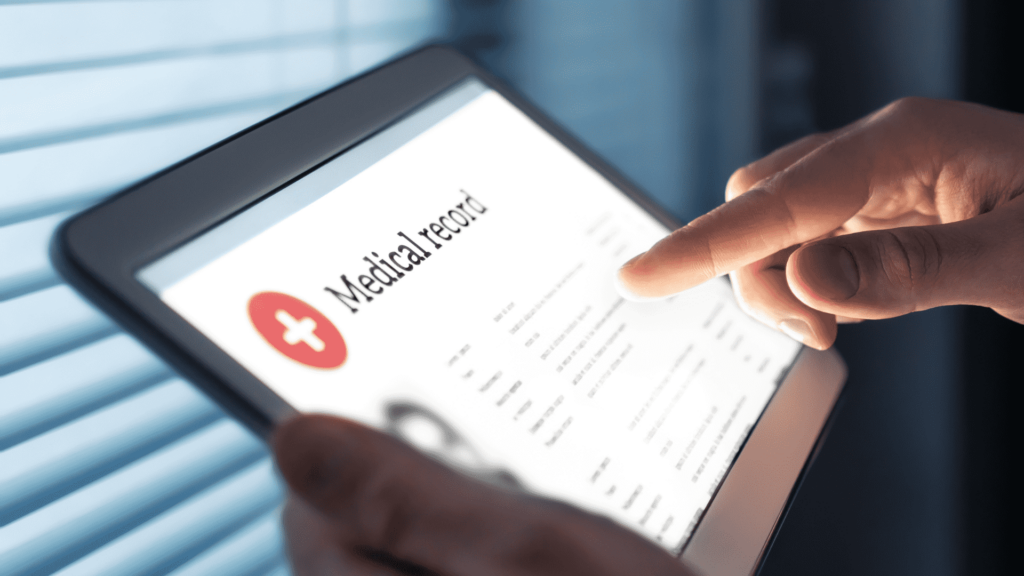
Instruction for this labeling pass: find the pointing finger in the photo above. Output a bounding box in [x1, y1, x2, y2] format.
[616, 100, 942, 300]
[618, 139, 869, 298]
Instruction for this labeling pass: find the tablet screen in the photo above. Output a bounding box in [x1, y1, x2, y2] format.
[139, 78, 801, 553]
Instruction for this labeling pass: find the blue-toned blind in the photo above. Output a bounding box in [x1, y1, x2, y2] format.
[0, 2, 446, 574]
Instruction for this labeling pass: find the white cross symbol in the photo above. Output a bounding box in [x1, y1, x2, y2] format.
[275, 309, 325, 352]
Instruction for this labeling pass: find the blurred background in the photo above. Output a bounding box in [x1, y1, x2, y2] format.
[1, 1, 1021, 574]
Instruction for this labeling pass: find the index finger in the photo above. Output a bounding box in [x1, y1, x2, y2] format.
[618, 132, 875, 299]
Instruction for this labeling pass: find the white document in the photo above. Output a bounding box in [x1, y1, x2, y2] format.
[156, 88, 801, 553]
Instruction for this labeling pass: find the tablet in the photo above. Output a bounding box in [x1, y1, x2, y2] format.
[54, 46, 845, 576]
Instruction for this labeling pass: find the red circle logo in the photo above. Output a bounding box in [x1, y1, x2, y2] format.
[247, 292, 347, 369]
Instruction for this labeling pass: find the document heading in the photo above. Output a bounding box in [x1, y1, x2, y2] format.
[324, 189, 488, 313]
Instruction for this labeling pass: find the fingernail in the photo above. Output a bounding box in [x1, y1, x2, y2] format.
[778, 319, 811, 344]
[613, 269, 668, 302]
[797, 243, 859, 301]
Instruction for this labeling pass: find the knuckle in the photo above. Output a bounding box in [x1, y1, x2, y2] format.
[878, 96, 946, 130]
[878, 228, 944, 296]
[884, 96, 931, 118]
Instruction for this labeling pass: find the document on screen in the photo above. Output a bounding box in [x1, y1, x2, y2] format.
[146, 84, 801, 552]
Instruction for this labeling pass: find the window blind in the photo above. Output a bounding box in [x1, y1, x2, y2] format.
[0, 2, 446, 574]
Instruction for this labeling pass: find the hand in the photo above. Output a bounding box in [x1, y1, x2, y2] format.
[273, 414, 696, 576]
[617, 97, 1024, 349]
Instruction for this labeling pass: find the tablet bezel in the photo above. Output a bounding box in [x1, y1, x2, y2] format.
[52, 45, 845, 575]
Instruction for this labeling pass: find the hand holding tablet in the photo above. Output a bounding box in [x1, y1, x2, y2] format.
[275, 415, 697, 576]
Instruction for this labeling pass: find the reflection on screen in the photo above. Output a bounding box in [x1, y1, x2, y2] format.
[142, 79, 802, 553]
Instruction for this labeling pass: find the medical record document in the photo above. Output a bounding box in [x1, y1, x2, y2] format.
[152, 83, 801, 553]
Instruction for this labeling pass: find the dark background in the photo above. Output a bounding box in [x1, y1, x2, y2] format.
[445, 1, 1024, 574]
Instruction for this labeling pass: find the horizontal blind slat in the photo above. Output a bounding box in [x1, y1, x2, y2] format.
[348, 0, 440, 26]
[0, 30, 338, 80]
[53, 460, 282, 576]
[0, 419, 264, 576]
[0, 108, 279, 225]
[0, 87, 320, 154]
[0, 19, 442, 81]
[166, 511, 284, 576]
[0, 378, 220, 523]
[0, 285, 116, 375]
[0, 48, 339, 141]
[0, 211, 66, 300]
[0, 334, 170, 449]
[0, 0, 337, 68]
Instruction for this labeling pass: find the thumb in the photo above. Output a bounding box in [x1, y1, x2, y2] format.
[271, 413, 507, 525]
[272, 414, 517, 572]
[272, 415, 695, 576]
[786, 213, 1019, 319]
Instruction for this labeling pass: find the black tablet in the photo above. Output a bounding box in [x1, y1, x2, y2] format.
[54, 46, 845, 575]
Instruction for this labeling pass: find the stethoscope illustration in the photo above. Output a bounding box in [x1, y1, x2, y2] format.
[383, 401, 525, 491]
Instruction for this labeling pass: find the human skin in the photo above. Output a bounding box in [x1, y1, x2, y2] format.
[617, 97, 1024, 349]
[273, 97, 1024, 574]
[273, 415, 697, 576]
